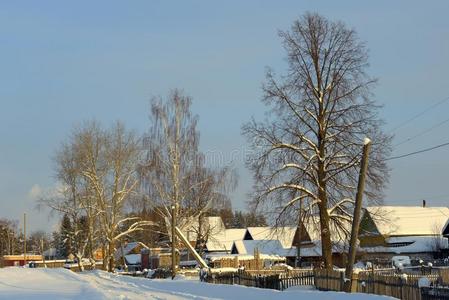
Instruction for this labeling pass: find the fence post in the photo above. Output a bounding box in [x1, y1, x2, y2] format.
[340, 271, 345, 291]
[351, 272, 359, 293]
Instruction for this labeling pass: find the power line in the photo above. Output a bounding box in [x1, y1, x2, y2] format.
[390, 96, 449, 133]
[394, 116, 449, 147]
[386, 141, 449, 161]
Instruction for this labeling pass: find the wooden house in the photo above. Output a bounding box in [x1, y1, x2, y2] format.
[0, 255, 43, 267]
[359, 206, 449, 261]
[114, 241, 148, 271]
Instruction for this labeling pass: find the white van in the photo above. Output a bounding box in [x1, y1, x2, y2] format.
[391, 256, 411, 268]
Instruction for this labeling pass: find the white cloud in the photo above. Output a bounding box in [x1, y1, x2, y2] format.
[28, 184, 43, 200]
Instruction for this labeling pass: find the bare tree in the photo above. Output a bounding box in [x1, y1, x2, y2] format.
[0, 219, 19, 256]
[76, 121, 154, 272]
[139, 89, 235, 249]
[243, 13, 391, 269]
[185, 156, 236, 254]
[429, 223, 445, 254]
[41, 121, 153, 272]
[39, 139, 91, 271]
[27, 231, 50, 255]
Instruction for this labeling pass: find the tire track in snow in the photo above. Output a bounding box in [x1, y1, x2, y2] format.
[81, 271, 218, 300]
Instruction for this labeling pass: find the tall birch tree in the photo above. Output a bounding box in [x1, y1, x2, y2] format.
[139, 90, 235, 246]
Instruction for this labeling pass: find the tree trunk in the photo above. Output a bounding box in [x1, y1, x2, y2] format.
[317, 116, 333, 270]
[75, 253, 85, 272]
[317, 188, 333, 270]
[87, 213, 95, 261]
[102, 244, 107, 271]
[196, 214, 205, 257]
[108, 241, 115, 272]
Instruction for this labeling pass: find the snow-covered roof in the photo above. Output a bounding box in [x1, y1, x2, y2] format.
[292, 244, 322, 257]
[125, 254, 141, 265]
[123, 242, 144, 254]
[231, 240, 296, 257]
[363, 206, 449, 236]
[245, 226, 297, 248]
[206, 253, 286, 262]
[303, 215, 351, 244]
[114, 242, 147, 261]
[295, 240, 352, 257]
[206, 228, 247, 252]
[224, 228, 247, 241]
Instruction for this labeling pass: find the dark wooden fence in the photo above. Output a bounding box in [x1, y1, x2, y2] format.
[205, 270, 314, 291]
[356, 272, 430, 300]
[206, 271, 281, 290]
[279, 270, 314, 290]
[314, 269, 443, 300]
[314, 269, 345, 291]
[205, 268, 449, 299]
[421, 286, 449, 300]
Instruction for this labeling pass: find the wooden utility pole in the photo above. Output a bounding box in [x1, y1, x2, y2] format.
[171, 205, 177, 279]
[41, 238, 46, 267]
[296, 199, 303, 268]
[344, 138, 371, 292]
[23, 213, 27, 266]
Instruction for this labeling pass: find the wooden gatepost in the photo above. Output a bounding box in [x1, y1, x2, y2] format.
[351, 272, 359, 292]
[254, 248, 261, 273]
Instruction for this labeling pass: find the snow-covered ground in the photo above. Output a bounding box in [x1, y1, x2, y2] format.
[0, 267, 396, 299]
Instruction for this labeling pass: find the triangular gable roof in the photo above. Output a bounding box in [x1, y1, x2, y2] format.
[231, 240, 296, 257]
[115, 242, 147, 261]
[363, 206, 449, 236]
[122, 242, 146, 255]
[244, 226, 298, 248]
[206, 228, 247, 252]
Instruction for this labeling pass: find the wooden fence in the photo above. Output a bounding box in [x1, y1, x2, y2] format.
[440, 269, 449, 285]
[421, 286, 449, 300]
[206, 271, 281, 290]
[279, 270, 314, 290]
[244, 269, 312, 276]
[356, 272, 433, 300]
[314, 269, 345, 291]
[206, 270, 314, 291]
[205, 268, 449, 299]
[314, 269, 441, 300]
[211, 257, 265, 270]
[31, 260, 104, 272]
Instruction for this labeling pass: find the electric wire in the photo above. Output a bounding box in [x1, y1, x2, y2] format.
[385, 141, 449, 161]
[390, 96, 449, 133]
[394, 116, 449, 147]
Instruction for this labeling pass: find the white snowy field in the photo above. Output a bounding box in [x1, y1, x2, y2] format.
[0, 267, 396, 300]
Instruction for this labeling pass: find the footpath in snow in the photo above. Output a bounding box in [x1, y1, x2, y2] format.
[0, 267, 396, 300]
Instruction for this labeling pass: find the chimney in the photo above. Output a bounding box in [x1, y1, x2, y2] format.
[422, 199, 426, 208]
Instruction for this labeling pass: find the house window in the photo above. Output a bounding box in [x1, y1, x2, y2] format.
[386, 241, 414, 248]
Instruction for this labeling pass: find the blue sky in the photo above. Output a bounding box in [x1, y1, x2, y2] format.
[1, 1, 449, 232]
